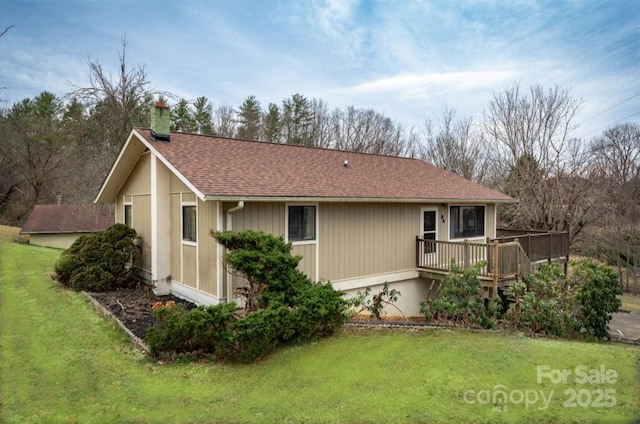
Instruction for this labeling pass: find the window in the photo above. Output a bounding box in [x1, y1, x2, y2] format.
[450, 206, 485, 239]
[288, 206, 316, 242]
[124, 204, 132, 227]
[182, 205, 197, 242]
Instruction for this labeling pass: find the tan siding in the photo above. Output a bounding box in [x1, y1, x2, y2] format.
[115, 153, 152, 272]
[182, 192, 196, 203]
[230, 202, 285, 236]
[170, 193, 182, 282]
[319, 203, 418, 281]
[182, 244, 197, 288]
[119, 153, 151, 195]
[226, 202, 285, 296]
[486, 203, 496, 238]
[132, 194, 151, 272]
[115, 197, 123, 223]
[292, 244, 316, 280]
[198, 200, 218, 295]
[170, 173, 190, 193]
[29, 233, 81, 250]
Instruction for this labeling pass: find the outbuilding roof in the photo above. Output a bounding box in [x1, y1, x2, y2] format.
[96, 128, 514, 204]
[20, 204, 114, 234]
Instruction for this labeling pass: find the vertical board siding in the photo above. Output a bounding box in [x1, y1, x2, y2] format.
[291, 244, 316, 280]
[227, 202, 286, 294]
[198, 199, 217, 295]
[230, 202, 286, 236]
[119, 153, 151, 194]
[182, 244, 197, 288]
[132, 194, 151, 272]
[170, 173, 190, 192]
[116, 154, 152, 273]
[170, 193, 182, 283]
[319, 203, 418, 281]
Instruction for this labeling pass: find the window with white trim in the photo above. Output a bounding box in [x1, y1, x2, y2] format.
[450, 206, 485, 239]
[288, 205, 316, 242]
[182, 205, 197, 242]
[124, 203, 132, 227]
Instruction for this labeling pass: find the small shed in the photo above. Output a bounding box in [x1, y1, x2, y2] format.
[20, 203, 114, 249]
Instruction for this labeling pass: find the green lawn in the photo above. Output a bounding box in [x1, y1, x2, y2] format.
[620, 293, 640, 313]
[1, 241, 639, 423]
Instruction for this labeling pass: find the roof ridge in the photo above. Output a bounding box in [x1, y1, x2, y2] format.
[135, 127, 423, 162]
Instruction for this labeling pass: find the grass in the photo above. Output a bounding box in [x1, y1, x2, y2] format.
[1, 241, 639, 423]
[620, 293, 640, 313]
[0, 224, 26, 242]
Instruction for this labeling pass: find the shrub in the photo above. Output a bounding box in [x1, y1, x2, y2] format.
[54, 223, 138, 291]
[503, 264, 579, 337]
[349, 282, 404, 319]
[145, 230, 348, 362]
[211, 230, 306, 311]
[572, 259, 622, 339]
[420, 261, 500, 329]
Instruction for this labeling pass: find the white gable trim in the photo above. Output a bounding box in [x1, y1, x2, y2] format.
[95, 129, 207, 203]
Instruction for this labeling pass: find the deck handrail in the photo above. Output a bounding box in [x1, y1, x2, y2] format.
[492, 229, 569, 265]
[416, 237, 531, 283]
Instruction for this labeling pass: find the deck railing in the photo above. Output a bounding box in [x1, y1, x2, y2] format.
[493, 228, 569, 264]
[416, 237, 531, 285]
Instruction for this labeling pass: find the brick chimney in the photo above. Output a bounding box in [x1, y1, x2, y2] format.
[150, 101, 171, 141]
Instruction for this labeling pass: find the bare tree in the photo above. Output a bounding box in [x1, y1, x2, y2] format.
[330, 106, 417, 156]
[67, 36, 155, 165]
[212, 104, 236, 138]
[420, 109, 488, 183]
[483, 83, 601, 243]
[589, 123, 640, 290]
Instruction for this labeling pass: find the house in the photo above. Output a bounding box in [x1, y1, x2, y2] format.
[95, 104, 517, 316]
[20, 200, 114, 249]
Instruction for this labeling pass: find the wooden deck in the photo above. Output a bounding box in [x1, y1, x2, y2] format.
[416, 229, 569, 288]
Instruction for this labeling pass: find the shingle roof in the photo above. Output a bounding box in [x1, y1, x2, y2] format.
[134, 128, 513, 202]
[20, 204, 114, 234]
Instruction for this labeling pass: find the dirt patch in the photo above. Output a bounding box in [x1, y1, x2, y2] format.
[89, 289, 197, 340]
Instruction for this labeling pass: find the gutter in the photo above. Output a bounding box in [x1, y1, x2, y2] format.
[225, 201, 244, 301]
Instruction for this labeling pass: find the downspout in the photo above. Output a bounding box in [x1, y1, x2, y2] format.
[225, 201, 244, 301]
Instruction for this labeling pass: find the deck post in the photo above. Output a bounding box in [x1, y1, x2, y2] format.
[492, 240, 499, 295]
[415, 236, 420, 268]
[463, 239, 470, 270]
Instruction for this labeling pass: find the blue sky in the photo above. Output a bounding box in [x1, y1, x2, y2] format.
[1, 0, 638, 139]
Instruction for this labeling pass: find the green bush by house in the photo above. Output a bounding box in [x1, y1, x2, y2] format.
[145, 230, 348, 362]
[54, 223, 138, 292]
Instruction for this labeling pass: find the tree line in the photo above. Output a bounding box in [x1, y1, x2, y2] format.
[1, 44, 638, 288]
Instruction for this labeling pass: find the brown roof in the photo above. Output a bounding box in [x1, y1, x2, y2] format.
[20, 204, 114, 234]
[104, 128, 512, 203]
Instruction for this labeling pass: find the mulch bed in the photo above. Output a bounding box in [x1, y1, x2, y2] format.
[87, 289, 436, 343]
[88, 289, 197, 340]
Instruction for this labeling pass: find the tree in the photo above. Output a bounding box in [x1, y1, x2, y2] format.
[483, 83, 600, 244]
[282, 93, 314, 145]
[68, 36, 154, 171]
[420, 109, 488, 183]
[0, 92, 73, 224]
[236, 95, 262, 140]
[171, 98, 195, 132]
[192, 96, 213, 135]
[588, 123, 640, 290]
[262, 103, 282, 143]
[212, 104, 236, 138]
